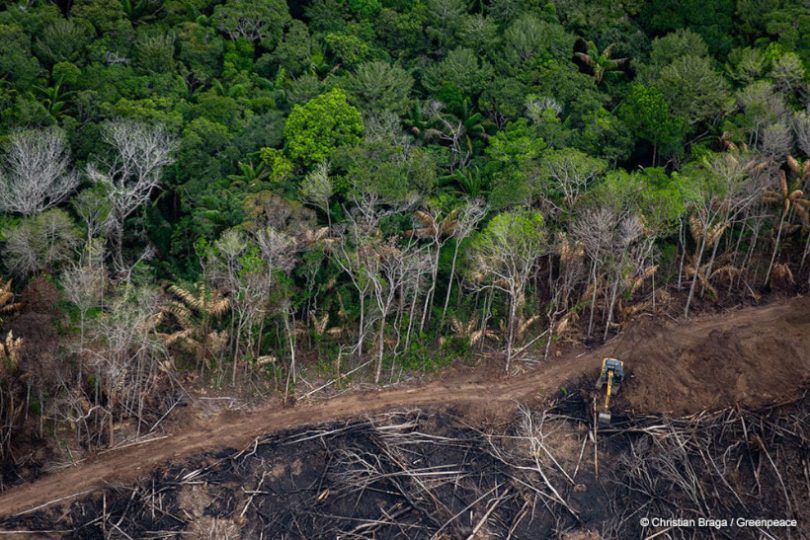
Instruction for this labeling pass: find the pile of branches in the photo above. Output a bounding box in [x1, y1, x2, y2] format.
[604, 391, 810, 539]
[238, 408, 588, 539]
[3, 406, 594, 538]
[3, 392, 808, 539]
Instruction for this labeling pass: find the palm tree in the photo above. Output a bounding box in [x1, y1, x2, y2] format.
[448, 316, 499, 348]
[763, 156, 810, 283]
[439, 165, 488, 197]
[405, 208, 460, 240]
[687, 214, 733, 299]
[684, 253, 739, 298]
[405, 102, 430, 141]
[455, 97, 487, 141]
[0, 330, 23, 458]
[574, 40, 627, 84]
[160, 284, 230, 374]
[406, 208, 460, 329]
[119, 0, 163, 23]
[228, 160, 268, 190]
[0, 331, 22, 372]
[424, 99, 488, 172]
[0, 279, 23, 460]
[33, 78, 75, 121]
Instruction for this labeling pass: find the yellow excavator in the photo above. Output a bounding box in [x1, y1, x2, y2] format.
[595, 358, 624, 426]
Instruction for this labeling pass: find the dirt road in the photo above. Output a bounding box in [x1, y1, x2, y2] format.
[1, 296, 808, 519]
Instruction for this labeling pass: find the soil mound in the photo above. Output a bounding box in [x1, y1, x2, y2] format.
[598, 296, 810, 415]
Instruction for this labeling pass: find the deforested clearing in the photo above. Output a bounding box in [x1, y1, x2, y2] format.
[1, 0, 809, 537]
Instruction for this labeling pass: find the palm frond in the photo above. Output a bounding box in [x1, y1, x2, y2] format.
[517, 314, 541, 339]
[256, 355, 277, 367]
[710, 265, 740, 281]
[630, 265, 658, 294]
[573, 52, 596, 67]
[164, 301, 193, 327]
[312, 311, 329, 335]
[787, 155, 800, 175]
[688, 215, 704, 242]
[0, 279, 22, 319]
[706, 222, 727, 246]
[0, 332, 23, 374]
[770, 263, 794, 285]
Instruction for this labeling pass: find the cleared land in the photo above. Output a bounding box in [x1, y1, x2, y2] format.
[1, 296, 808, 537]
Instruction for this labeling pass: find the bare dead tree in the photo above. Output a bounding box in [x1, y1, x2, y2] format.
[83, 284, 171, 444]
[793, 108, 810, 158]
[62, 244, 107, 365]
[329, 195, 381, 359]
[362, 238, 428, 383]
[572, 206, 619, 338]
[407, 206, 459, 332]
[254, 226, 299, 395]
[86, 121, 176, 271]
[539, 238, 584, 361]
[440, 199, 486, 326]
[572, 204, 655, 339]
[759, 122, 793, 162]
[400, 244, 433, 353]
[205, 229, 270, 385]
[602, 214, 648, 340]
[0, 127, 79, 216]
[469, 209, 547, 371]
[330, 192, 418, 359]
[684, 153, 763, 317]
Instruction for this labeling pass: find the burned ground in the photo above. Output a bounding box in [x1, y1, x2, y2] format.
[3, 386, 808, 539]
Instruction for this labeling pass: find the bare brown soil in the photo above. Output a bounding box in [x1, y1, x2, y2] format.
[608, 296, 810, 415]
[0, 295, 808, 519]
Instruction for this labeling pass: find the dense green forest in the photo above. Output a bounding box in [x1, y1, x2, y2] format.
[0, 0, 809, 463]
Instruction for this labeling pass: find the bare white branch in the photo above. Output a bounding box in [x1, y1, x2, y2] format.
[87, 120, 176, 223]
[86, 120, 176, 270]
[0, 128, 79, 216]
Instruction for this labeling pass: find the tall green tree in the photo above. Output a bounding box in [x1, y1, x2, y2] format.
[619, 84, 686, 164]
[212, 0, 291, 50]
[283, 88, 364, 165]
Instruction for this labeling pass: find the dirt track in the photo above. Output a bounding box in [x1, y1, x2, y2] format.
[1, 296, 809, 519]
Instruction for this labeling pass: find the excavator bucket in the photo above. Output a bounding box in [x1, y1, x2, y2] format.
[598, 410, 612, 426]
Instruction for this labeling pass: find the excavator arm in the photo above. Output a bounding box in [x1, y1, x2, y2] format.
[597, 358, 623, 426]
[603, 370, 614, 411]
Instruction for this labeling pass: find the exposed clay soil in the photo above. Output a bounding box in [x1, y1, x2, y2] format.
[0, 295, 808, 520]
[600, 296, 810, 415]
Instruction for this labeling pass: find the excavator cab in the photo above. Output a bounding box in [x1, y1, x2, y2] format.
[595, 358, 624, 426]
